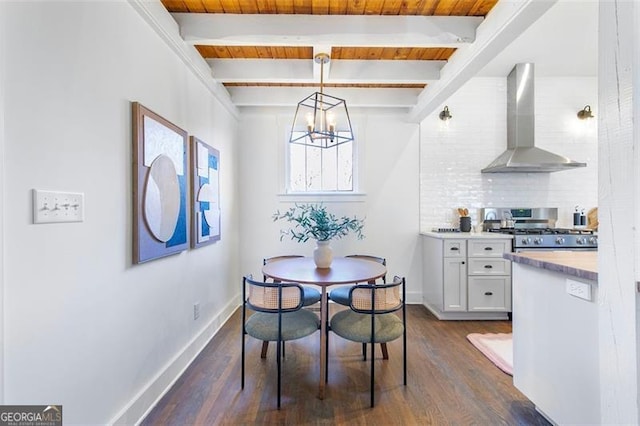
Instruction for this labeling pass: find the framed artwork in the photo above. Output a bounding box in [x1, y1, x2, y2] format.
[190, 136, 221, 248]
[132, 102, 189, 264]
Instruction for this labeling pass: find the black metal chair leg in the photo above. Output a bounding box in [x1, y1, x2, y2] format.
[362, 342, 367, 361]
[403, 327, 407, 385]
[240, 302, 247, 389]
[370, 342, 375, 407]
[241, 333, 245, 389]
[277, 338, 282, 409]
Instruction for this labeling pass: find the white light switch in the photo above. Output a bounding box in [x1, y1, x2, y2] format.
[566, 278, 592, 301]
[33, 189, 84, 224]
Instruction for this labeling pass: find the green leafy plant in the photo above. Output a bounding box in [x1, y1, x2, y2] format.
[273, 203, 365, 242]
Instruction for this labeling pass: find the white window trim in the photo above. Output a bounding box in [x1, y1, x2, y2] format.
[277, 114, 365, 201]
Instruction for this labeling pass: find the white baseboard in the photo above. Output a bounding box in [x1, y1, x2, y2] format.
[109, 295, 241, 425]
[424, 302, 510, 320]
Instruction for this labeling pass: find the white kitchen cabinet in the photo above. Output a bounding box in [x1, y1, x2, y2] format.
[422, 233, 512, 320]
[443, 248, 467, 311]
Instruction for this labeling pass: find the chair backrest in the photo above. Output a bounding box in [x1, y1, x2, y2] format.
[348, 276, 404, 314]
[345, 254, 386, 266]
[243, 275, 304, 313]
[345, 254, 387, 283]
[263, 255, 304, 265]
[263, 255, 303, 282]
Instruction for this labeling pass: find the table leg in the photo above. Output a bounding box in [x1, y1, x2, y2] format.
[318, 287, 327, 399]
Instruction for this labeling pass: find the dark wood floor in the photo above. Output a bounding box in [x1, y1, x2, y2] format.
[142, 305, 550, 425]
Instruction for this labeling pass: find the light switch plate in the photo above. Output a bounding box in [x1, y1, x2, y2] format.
[193, 303, 200, 320]
[33, 189, 84, 224]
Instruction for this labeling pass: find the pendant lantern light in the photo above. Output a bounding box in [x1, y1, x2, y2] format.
[289, 53, 354, 148]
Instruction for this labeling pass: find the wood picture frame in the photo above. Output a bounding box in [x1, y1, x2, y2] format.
[132, 102, 189, 264]
[190, 136, 221, 248]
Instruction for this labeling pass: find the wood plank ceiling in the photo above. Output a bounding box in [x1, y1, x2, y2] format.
[160, 0, 500, 106]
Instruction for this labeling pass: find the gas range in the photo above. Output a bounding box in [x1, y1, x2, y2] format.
[481, 207, 598, 251]
[488, 227, 598, 250]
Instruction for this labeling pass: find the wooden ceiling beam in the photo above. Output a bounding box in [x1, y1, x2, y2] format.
[172, 13, 483, 47]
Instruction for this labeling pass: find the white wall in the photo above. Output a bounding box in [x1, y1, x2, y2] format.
[0, 0, 6, 404]
[420, 76, 598, 230]
[237, 108, 422, 302]
[598, 1, 639, 423]
[1, 2, 239, 424]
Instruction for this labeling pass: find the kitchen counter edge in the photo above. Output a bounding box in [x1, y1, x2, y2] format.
[421, 231, 514, 240]
[504, 251, 598, 281]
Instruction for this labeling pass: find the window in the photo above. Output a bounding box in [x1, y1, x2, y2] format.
[287, 131, 355, 193]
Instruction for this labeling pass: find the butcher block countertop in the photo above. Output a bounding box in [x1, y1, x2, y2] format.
[504, 251, 597, 281]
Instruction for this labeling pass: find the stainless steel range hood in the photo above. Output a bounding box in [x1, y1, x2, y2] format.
[481, 63, 587, 173]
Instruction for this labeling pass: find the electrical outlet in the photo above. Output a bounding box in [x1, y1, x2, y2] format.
[193, 303, 200, 320]
[566, 279, 592, 301]
[33, 189, 84, 224]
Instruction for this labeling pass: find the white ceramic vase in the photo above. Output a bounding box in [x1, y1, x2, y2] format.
[313, 240, 333, 268]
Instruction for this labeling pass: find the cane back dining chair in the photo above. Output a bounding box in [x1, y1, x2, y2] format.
[263, 256, 322, 306]
[241, 275, 320, 409]
[261, 256, 322, 358]
[329, 275, 407, 407]
[328, 255, 389, 359]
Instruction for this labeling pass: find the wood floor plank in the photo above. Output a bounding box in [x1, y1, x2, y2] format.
[142, 305, 550, 425]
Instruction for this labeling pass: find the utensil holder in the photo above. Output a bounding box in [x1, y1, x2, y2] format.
[460, 216, 472, 232]
[573, 212, 581, 226]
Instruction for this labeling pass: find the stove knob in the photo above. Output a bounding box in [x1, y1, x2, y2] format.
[576, 237, 585, 245]
[533, 237, 543, 245]
[521, 237, 531, 245]
[556, 237, 565, 245]
[589, 237, 598, 245]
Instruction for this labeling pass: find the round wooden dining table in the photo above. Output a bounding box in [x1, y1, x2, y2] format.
[262, 256, 387, 399]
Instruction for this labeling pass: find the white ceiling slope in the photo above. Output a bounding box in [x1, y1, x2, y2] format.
[477, 0, 598, 78]
[409, 0, 598, 121]
[132, 0, 598, 122]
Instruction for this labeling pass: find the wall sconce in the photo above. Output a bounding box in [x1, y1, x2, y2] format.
[439, 106, 453, 121]
[577, 105, 594, 120]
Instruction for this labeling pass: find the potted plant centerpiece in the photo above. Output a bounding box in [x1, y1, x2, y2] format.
[273, 203, 365, 268]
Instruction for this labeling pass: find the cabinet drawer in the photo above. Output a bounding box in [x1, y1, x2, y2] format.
[444, 240, 466, 258]
[468, 276, 511, 311]
[468, 240, 511, 258]
[468, 258, 512, 275]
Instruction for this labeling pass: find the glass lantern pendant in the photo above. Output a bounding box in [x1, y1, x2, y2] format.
[289, 53, 354, 148]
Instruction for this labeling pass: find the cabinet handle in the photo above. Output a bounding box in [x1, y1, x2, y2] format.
[461, 261, 465, 265]
[484, 265, 493, 269]
[484, 247, 493, 251]
[484, 291, 493, 296]
[450, 247, 459, 251]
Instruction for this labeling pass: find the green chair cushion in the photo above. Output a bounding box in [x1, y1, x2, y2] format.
[330, 310, 404, 343]
[303, 286, 321, 306]
[328, 286, 352, 306]
[245, 309, 320, 342]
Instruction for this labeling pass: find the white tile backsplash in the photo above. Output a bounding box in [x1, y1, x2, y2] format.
[420, 77, 598, 231]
